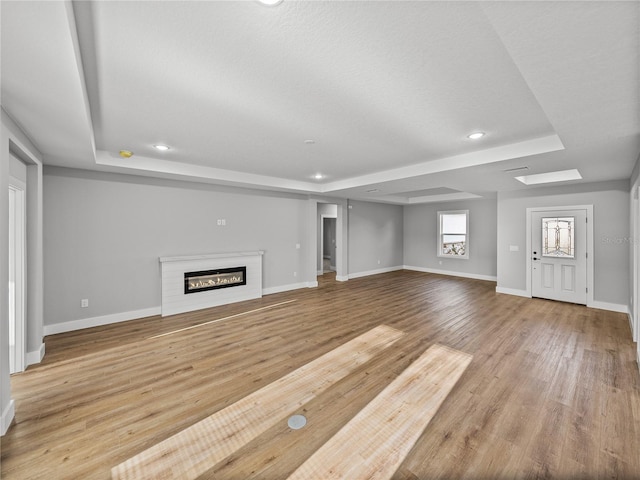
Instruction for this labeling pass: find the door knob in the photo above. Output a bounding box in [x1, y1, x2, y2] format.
[533, 257, 539, 261]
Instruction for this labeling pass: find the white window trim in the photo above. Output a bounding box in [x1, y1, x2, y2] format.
[437, 210, 469, 260]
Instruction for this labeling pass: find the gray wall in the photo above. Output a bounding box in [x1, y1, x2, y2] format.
[497, 180, 630, 306]
[9, 153, 26, 182]
[347, 200, 403, 275]
[44, 168, 311, 326]
[403, 198, 497, 278]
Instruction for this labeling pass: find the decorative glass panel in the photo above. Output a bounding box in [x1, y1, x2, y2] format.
[542, 217, 575, 258]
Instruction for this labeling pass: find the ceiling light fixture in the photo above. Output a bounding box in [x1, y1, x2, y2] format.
[153, 144, 170, 151]
[515, 169, 582, 185]
[314, 173, 323, 180]
[119, 150, 133, 158]
[258, 0, 283, 6]
[467, 132, 485, 140]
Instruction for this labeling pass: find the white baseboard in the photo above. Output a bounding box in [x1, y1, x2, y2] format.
[44, 306, 161, 336]
[495, 286, 530, 298]
[589, 301, 630, 314]
[1, 399, 15, 436]
[263, 282, 309, 295]
[348, 266, 403, 280]
[317, 270, 323, 276]
[26, 343, 45, 366]
[494, 289, 630, 314]
[336, 275, 348, 282]
[404, 265, 497, 282]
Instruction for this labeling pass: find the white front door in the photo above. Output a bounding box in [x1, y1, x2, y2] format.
[531, 209, 587, 304]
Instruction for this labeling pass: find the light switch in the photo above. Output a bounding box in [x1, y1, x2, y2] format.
[509, 245, 519, 252]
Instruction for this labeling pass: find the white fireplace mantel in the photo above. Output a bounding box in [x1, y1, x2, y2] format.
[159, 251, 264, 317]
[159, 251, 264, 264]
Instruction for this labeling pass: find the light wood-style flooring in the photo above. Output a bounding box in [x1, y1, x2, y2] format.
[2, 271, 639, 479]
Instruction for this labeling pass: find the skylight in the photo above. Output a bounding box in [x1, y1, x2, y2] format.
[514, 169, 582, 185]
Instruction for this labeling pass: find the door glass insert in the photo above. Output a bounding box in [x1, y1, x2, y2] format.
[542, 217, 575, 258]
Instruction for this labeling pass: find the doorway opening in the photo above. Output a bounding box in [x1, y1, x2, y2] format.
[322, 217, 337, 273]
[318, 204, 338, 276]
[8, 179, 26, 374]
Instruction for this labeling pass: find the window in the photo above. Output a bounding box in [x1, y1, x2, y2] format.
[438, 210, 469, 259]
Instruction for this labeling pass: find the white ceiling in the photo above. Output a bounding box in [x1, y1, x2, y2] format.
[1, 1, 639, 204]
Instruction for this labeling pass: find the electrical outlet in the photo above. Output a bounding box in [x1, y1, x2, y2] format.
[293, 271, 297, 277]
[81, 299, 89, 308]
[377, 259, 381, 265]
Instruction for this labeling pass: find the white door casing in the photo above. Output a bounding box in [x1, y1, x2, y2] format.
[637, 189, 640, 364]
[526, 205, 593, 306]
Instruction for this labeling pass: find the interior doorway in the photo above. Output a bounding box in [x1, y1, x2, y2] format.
[318, 203, 338, 276]
[322, 217, 337, 273]
[8, 179, 26, 374]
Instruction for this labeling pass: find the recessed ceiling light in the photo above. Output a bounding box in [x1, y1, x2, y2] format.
[119, 150, 133, 158]
[153, 144, 170, 151]
[515, 169, 582, 185]
[314, 173, 323, 180]
[468, 132, 485, 140]
[258, 0, 283, 5]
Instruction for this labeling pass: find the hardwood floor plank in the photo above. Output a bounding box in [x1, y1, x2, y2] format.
[287, 344, 472, 480]
[2, 271, 638, 479]
[111, 324, 404, 480]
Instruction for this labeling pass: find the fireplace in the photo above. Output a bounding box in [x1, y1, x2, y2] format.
[160, 251, 263, 316]
[184, 266, 247, 295]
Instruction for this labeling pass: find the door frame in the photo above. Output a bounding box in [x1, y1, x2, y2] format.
[633, 186, 639, 342]
[8, 177, 26, 374]
[526, 205, 594, 307]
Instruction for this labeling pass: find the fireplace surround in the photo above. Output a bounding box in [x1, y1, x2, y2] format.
[160, 251, 264, 316]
